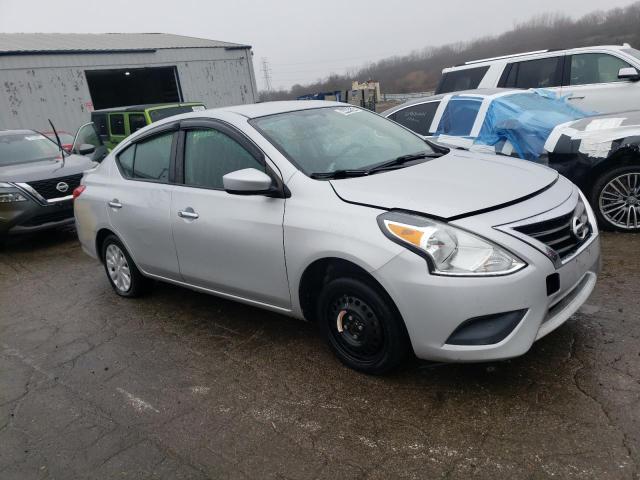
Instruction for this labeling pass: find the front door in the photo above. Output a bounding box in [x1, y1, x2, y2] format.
[561, 53, 640, 114]
[171, 124, 290, 308]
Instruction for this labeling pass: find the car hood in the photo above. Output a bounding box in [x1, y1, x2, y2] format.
[545, 110, 640, 158]
[329, 150, 558, 219]
[0, 154, 96, 182]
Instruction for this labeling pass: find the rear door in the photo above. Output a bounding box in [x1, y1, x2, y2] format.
[498, 55, 564, 94]
[107, 124, 181, 279]
[170, 119, 290, 308]
[560, 52, 640, 113]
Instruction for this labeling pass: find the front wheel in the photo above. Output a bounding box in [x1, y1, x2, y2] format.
[101, 235, 150, 297]
[591, 165, 640, 232]
[317, 277, 411, 375]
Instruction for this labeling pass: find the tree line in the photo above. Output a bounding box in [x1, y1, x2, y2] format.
[260, 2, 640, 101]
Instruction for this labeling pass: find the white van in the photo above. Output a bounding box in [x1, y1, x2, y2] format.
[436, 45, 640, 113]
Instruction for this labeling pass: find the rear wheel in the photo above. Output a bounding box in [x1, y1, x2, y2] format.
[101, 235, 150, 297]
[317, 277, 411, 375]
[591, 165, 640, 232]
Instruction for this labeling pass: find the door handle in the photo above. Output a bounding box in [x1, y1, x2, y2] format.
[178, 209, 199, 220]
[108, 199, 122, 209]
[568, 96, 585, 100]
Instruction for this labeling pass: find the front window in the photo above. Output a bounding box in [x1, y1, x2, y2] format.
[569, 53, 632, 85]
[0, 132, 62, 166]
[184, 129, 265, 189]
[251, 106, 432, 176]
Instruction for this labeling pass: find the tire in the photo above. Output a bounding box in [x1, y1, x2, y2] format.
[590, 165, 640, 232]
[101, 234, 150, 297]
[317, 276, 411, 375]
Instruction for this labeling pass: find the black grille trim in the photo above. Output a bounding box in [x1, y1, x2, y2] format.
[514, 205, 591, 261]
[26, 174, 82, 200]
[21, 208, 74, 227]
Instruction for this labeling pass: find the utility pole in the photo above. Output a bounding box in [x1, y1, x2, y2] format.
[261, 57, 273, 92]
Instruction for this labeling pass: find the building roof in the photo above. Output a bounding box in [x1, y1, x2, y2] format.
[0, 33, 250, 55]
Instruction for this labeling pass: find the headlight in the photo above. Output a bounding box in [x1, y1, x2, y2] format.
[378, 211, 526, 276]
[0, 192, 28, 203]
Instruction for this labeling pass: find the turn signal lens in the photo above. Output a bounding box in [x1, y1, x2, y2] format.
[72, 185, 86, 199]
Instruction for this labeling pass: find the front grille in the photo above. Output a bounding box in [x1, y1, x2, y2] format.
[26, 174, 82, 200]
[21, 208, 74, 227]
[514, 201, 592, 261]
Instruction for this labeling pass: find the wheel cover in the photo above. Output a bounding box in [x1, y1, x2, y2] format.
[328, 294, 385, 362]
[105, 244, 132, 292]
[599, 172, 640, 230]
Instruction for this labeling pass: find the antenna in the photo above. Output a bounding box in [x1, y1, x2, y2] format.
[261, 57, 273, 91]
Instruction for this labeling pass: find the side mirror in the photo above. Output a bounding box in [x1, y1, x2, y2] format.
[76, 144, 96, 155]
[223, 168, 275, 195]
[618, 67, 640, 81]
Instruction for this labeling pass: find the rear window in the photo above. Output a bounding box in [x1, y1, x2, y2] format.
[92, 113, 108, 137]
[109, 114, 125, 136]
[436, 66, 489, 94]
[149, 105, 205, 122]
[0, 133, 61, 166]
[390, 102, 440, 135]
[500, 57, 562, 89]
[116, 132, 174, 182]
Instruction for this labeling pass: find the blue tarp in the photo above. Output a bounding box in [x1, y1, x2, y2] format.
[474, 90, 590, 160]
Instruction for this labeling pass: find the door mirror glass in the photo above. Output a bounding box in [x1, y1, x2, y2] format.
[618, 67, 640, 81]
[77, 143, 96, 155]
[223, 168, 273, 195]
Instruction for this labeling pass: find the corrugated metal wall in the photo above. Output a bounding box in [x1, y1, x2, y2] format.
[0, 47, 257, 132]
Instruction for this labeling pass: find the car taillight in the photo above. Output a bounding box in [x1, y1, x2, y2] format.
[72, 185, 86, 199]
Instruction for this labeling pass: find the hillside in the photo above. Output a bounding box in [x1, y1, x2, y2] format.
[261, 2, 640, 100]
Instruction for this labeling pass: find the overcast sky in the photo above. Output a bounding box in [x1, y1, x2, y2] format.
[0, 0, 636, 90]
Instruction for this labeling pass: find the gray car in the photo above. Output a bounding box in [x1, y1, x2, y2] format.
[0, 129, 99, 239]
[74, 101, 601, 374]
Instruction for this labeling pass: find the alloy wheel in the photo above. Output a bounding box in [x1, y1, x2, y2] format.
[599, 172, 640, 230]
[105, 244, 132, 292]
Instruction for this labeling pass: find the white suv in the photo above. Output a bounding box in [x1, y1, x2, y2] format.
[436, 45, 640, 114]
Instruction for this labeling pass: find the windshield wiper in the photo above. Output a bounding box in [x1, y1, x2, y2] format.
[310, 151, 443, 180]
[310, 169, 369, 179]
[365, 152, 442, 174]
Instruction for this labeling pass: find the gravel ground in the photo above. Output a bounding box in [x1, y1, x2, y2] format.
[1, 229, 639, 479]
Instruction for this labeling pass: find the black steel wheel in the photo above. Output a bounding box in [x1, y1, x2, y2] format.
[317, 277, 411, 374]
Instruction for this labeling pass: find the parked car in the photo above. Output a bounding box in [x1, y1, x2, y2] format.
[0, 129, 98, 240]
[436, 45, 640, 113]
[42, 130, 75, 152]
[75, 101, 600, 374]
[91, 102, 206, 150]
[383, 88, 640, 232]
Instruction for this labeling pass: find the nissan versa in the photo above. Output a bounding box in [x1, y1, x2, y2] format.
[74, 101, 601, 374]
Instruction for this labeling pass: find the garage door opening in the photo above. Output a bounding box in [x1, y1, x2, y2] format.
[85, 66, 183, 109]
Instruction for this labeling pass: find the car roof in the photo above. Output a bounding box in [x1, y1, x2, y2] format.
[92, 102, 204, 113]
[0, 129, 37, 137]
[220, 100, 346, 119]
[381, 88, 516, 116]
[445, 44, 634, 70]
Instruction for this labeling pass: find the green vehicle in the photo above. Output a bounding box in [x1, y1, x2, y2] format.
[91, 102, 206, 149]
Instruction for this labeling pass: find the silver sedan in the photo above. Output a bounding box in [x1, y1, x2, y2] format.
[74, 101, 600, 374]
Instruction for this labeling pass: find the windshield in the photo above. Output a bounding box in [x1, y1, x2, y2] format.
[251, 106, 433, 175]
[0, 132, 62, 166]
[622, 48, 640, 62]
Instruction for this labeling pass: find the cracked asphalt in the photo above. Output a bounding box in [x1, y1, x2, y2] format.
[1, 229, 639, 479]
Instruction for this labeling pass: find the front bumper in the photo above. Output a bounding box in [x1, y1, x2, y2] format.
[373, 234, 600, 362]
[0, 190, 74, 236]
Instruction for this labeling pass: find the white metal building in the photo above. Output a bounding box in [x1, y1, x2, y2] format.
[0, 33, 258, 132]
